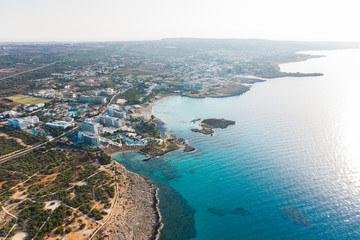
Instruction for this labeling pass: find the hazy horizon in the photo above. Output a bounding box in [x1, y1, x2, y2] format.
[1, 38, 360, 44]
[1, 0, 360, 42]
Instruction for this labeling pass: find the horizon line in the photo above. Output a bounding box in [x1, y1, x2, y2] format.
[1, 37, 359, 44]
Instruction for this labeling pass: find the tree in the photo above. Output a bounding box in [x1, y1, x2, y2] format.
[55, 226, 64, 234]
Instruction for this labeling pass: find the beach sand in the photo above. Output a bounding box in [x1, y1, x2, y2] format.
[134, 94, 174, 120]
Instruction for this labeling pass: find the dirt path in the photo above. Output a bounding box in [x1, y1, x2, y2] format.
[92, 162, 161, 240]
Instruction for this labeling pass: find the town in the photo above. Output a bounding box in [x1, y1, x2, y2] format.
[0, 39, 332, 157]
[0, 39, 354, 240]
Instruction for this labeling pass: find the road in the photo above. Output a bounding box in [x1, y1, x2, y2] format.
[0, 89, 122, 164]
[0, 62, 59, 81]
[0, 86, 122, 164]
[0, 126, 78, 164]
[108, 92, 122, 106]
[97, 92, 122, 116]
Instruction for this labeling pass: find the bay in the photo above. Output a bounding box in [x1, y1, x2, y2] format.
[114, 48, 360, 240]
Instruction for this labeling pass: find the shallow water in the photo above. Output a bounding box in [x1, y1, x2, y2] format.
[114, 48, 360, 240]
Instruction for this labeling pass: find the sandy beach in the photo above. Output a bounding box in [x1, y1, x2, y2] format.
[134, 94, 175, 120]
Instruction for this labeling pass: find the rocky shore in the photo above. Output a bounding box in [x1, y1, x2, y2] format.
[191, 118, 236, 135]
[142, 146, 180, 161]
[187, 82, 250, 98]
[184, 144, 196, 152]
[93, 161, 162, 240]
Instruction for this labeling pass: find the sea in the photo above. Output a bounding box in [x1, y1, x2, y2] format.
[112, 47, 360, 240]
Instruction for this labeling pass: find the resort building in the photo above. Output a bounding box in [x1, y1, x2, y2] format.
[81, 121, 103, 134]
[35, 103, 45, 108]
[62, 92, 76, 98]
[81, 131, 100, 145]
[183, 82, 205, 91]
[45, 120, 75, 130]
[107, 105, 126, 119]
[79, 96, 107, 104]
[2, 110, 22, 118]
[8, 116, 39, 129]
[99, 115, 124, 128]
[95, 88, 114, 96]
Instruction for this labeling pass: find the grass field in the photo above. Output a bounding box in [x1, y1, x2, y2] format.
[6, 94, 52, 105]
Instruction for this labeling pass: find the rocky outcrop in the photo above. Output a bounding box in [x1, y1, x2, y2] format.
[184, 144, 196, 152]
[191, 118, 235, 135]
[93, 162, 162, 240]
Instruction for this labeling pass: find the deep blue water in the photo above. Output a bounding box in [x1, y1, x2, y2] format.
[113, 48, 360, 240]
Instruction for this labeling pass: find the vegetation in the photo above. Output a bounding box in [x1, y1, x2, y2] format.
[0, 126, 45, 145]
[17, 200, 51, 239]
[0, 63, 71, 97]
[43, 125, 64, 137]
[116, 85, 144, 105]
[0, 136, 25, 156]
[0, 148, 115, 239]
[38, 205, 71, 236]
[98, 151, 112, 165]
[135, 120, 161, 139]
[88, 208, 104, 220]
[0, 219, 16, 238]
[0, 102, 13, 112]
[79, 203, 92, 214]
[140, 138, 179, 158]
[0, 148, 66, 178]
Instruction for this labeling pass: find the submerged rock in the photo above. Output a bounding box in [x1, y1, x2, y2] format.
[208, 207, 251, 217]
[231, 208, 250, 216]
[208, 208, 227, 216]
[280, 203, 316, 228]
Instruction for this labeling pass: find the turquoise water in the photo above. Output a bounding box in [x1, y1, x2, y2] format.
[114, 48, 360, 239]
[67, 110, 78, 116]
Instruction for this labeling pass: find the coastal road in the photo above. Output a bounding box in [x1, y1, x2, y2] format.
[0, 126, 78, 164]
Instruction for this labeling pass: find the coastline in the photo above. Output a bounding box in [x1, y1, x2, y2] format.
[92, 160, 163, 240]
[100, 56, 327, 239]
[137, 94, 176, 121]
[153, 187, 164, 240]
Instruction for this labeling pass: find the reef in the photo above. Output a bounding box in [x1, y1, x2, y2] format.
[280, 203, 316, 228]
[208, 207, 250, 217]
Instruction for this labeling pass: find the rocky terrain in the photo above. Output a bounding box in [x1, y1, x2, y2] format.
[191, 118, 236, 135]
[92, 162, 162, 240]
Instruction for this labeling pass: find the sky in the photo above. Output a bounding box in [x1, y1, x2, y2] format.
[1, 0, 359, 42]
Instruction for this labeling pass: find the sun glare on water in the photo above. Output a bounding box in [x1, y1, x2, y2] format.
[340, 84, 360, 174]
